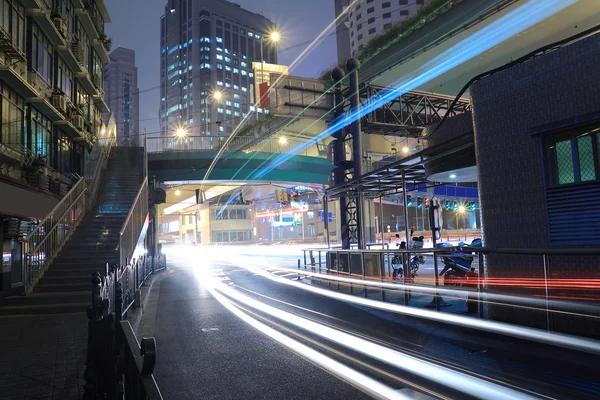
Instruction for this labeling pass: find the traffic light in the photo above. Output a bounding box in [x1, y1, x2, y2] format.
[291, 190, 299, 202]
[452, 201, 459, 211]
[468, 201, 476, 211]
[417, 197, 423, 208]
[406, 195, 413, 207]
[282, 189, 290, 204]
[445, 200, 451, 210]
[239, 190, 245, 204]
[424, 197, 430, 208]
[274, 188, 282, 203]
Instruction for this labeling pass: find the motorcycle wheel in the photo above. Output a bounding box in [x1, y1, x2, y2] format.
[443, 272, 459, 286]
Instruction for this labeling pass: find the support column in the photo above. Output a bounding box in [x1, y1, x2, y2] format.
[347, 58, 365, 249]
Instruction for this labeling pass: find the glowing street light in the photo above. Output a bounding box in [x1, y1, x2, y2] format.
[175, 128, 187, 138]
[458, 205, 466, 213]
[212, 90, 223, 100]
[175, 190, 181, 196]
[279, 136, 288, 145]
[269, 31, 280, 42]
[402, 146, 410, 154]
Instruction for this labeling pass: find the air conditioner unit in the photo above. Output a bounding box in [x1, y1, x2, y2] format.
[52, 94, 67, 112]
[53, 18, 67, 39]
[73, 115, 84, 130]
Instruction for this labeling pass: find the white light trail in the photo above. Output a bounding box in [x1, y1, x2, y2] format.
[213, 279, 540, 400]
[230, 259, 600, 356]
[199, 268, 411, 400]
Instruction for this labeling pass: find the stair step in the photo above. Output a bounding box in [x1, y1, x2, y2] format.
[45, 268, 104, 278]
[39, 276, 91, 285]
[34, 282, 91, 293]
[0, 302, 89, 316]
[3, 292, 90, 307]
[52, 259, 117, 267]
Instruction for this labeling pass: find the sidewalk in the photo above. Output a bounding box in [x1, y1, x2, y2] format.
[0, 270, 166, 400]
[0, 313, 87, 400]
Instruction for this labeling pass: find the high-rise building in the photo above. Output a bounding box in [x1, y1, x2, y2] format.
[337, 0, 431, 58]
[160, 0, 277, 141]
[104, 47, 140, 145]
[0, 0, 111, 290]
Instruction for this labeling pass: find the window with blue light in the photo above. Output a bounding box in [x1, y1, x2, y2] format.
[217, 108, 224, 113]
[216, 54, 223, 60]
[216, 37, 223, 43]
[233, 68, 239, 74]
[217, 81, 223, 86]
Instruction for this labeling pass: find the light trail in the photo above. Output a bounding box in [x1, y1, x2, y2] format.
[196, 268, 411, 400]
[248, 0, 579, 180]
[212, 278, 542, 400]
[227, 258, 600, 356]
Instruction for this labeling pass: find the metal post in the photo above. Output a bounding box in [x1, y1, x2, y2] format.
[478, 251, 484, 319]
[402, 172, 410, 247]
[379, 195, 384, 246]
[323, 195, 330, 248]
[347, 58, 364, 250]
[543, 254, 551, 332]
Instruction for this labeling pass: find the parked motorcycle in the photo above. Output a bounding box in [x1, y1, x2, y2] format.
[439, 238, 482, 286]
[391, 236, 426, 280]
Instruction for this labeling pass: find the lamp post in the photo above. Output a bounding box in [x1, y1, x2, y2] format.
[259, 31, 280, 117]
[204, 90, 223, 138]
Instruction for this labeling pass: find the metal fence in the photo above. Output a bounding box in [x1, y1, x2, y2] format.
[83, 255, 167, 400]
[301, 246, 600, 334]
[21, 135, 114, 293]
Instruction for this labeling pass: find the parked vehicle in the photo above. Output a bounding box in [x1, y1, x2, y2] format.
[439, 238, 482, 286]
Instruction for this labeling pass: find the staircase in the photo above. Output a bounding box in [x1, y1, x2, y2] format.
[0, 147, 144, 315]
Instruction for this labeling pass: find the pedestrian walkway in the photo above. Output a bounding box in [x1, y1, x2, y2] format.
[0, 313, 87, 400]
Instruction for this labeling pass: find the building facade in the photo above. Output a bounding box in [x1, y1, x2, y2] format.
[160, 0, 277, 141]
[340, 0, 430, 57]
[104, 47, 139, 145]
[0, 0, 111, 293]
[471, 32, 600, 336]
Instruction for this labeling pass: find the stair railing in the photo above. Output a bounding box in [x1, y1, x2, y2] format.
[117, 141, 149, 267]
[21, 134, 115, 294]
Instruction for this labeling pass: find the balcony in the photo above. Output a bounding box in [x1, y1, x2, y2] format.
[93, 35, 111, 63]
[57, 38, 84, 73]
[0, 63, 37, 98]
[93, 92, 109, 113]
[19, 0, 50, 9]
[76, 5, 100, 40]
[55, 113, 87, 141]
[0, 24, 26, 62]
[27, 8, 66, 46]
[75, 70, 96, 94]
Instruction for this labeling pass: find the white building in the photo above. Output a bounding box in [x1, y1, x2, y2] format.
[336, 0, 431, 59]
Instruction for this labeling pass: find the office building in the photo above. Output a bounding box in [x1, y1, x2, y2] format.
[337, 0, 431, 57]
[0, 0, 111, 292]
[160, 0, 277, 141]
[104, 47, 139, 145]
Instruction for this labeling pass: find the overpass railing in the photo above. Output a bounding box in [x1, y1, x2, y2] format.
[21, 135, 115, 293]
[301, 246, 600, 335]
[146, 135, 327, 158]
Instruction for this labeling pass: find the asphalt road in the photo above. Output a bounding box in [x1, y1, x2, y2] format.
[140, 246, 600, 400]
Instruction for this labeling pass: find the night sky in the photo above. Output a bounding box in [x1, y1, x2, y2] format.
[104, 0, 338, 135]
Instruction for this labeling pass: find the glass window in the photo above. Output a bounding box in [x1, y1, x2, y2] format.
[382, 2, 391, 8]
[0, 85, 25, 149]
[367, 7, 374, 13]
[545, 128, 600, 186]
[32, 24, 53, 84]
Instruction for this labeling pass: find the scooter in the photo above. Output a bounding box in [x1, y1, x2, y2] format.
[439, 238, 482, 286]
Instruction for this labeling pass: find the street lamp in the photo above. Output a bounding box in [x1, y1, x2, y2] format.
[259, 30, 281, 115]
[175, 128, 187, 138]
[278, 136, 287, 145]
[205, 90, 224, 137]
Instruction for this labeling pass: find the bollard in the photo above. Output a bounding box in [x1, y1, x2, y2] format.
[297, 259, 301, 280]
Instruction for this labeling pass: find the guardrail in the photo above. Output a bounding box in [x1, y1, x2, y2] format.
[118, 178, 149, 268]
[146, 135, 326, 158]
[21, 134, 114, 293]
[301, 246, 600, 334]
[83, 255, 167, 400]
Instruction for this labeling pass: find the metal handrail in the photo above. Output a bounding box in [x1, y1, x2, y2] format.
[118, 177, 149, 267]
[21, 134, 115, 293]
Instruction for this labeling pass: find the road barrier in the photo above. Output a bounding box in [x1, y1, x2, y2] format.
[82, 254, 166, 399]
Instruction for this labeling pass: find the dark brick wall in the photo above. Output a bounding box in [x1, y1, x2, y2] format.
[470, 33, 600, 336]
